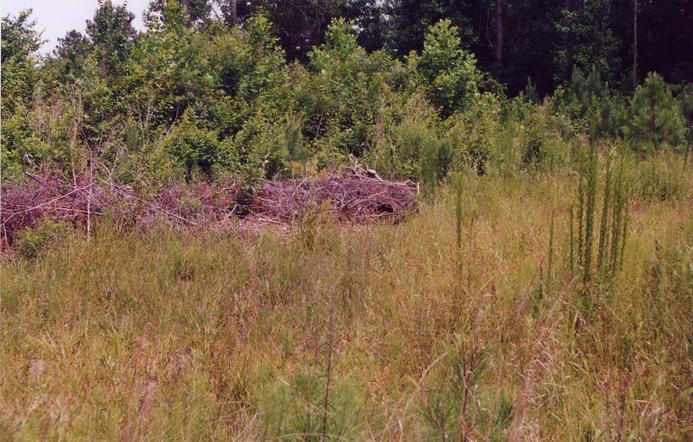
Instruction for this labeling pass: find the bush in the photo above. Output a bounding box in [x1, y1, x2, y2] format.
[366, 92, 450, 184]
[161, 114, 224, 180]
[446, 94, 503, 175]
[294, 18, 392, 156]
[230, 106, 289, 180]
[207, 15, 287, 103]
[420, 336, 513, 440]
[17, 220, 70, 259]
[521, 110, 549, 170]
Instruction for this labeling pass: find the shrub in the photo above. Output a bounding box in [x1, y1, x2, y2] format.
[162, 114, 223, 180]
[295, 18, 392, 156]
[679, 84, 693, 163]
[207, 15, 287, 102]
[366, 93, 449, 184]
[230, 108, 288, 180]
[420, 336, 511, 440]
[446, 94, 503, 175]
[521, 111, 549, 170]
[17, 220, 70, 259]
[412, 19, 482, 117]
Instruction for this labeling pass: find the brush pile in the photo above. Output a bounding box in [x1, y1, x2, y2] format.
[1, 166, 418, 245]
[250, 172, 418, 223]
[0, 172, 116, 242]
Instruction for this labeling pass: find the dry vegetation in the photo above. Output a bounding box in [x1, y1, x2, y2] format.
[1, 155, 691, 441]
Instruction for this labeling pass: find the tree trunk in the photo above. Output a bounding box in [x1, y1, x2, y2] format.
[495, 0, 503, 67]
[563, 0, 573, 52]
[633, 0, 638, 85]
[229, 0, 238, 25]
[181, 0, 191, 26]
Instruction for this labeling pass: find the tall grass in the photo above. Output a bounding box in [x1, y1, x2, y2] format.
[1, 155, 691, 440]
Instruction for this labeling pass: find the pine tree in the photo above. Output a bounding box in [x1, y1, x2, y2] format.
[628, 73, 685, 154]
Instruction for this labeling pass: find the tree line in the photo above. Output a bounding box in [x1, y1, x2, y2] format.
[2, 0, 691, 186]
[159, 0, 693, 94]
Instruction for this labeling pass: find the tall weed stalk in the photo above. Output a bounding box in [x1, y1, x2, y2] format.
[571, 144, 631, 294]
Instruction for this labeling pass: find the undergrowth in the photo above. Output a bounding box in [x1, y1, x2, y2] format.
[1, 154, 691, 441]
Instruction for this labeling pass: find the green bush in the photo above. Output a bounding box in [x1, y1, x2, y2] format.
[162, 114, 224, 180]
[521, 110, 549, 170]
[446, 94, 503, 175]
[230, 107, 289, 180]
[0, 111, 53, 179]
[294, 18, 392, 156]
[17, 220, 71, 259]
[420, 336, 512, 440]
[366, 92, 450, 184]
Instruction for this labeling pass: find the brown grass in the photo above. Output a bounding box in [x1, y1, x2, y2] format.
[1, 159, 691, 440]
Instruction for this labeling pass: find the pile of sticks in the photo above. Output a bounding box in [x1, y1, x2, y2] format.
[1, 165, 418, 246]
[251, 172, 418, 223]
[0, 171, 114, 243]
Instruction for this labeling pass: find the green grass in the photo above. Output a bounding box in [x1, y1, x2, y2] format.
[1, 157, 691, 440]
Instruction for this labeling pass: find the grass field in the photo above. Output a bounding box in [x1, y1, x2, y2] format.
[1, 156, 691, 440]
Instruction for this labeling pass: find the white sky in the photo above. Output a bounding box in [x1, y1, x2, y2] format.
[2, 0, 150, 54]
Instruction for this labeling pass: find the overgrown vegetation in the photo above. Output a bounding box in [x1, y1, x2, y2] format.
[1, 1, 691, 440]
[2, 1, 690, 187]
[2, 159, 690, 439]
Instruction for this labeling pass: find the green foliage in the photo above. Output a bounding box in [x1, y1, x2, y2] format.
[412, 19, 482, 117]
[633, 153, 688, 202]
[51, 30, 91, 81]
[86, 0, 137, 78]
[420, 336, 511, 440]
[208, 15, 287, 102]
[446, 94, 504, 175]
[1, 10, 44, 176]
[1, 9, 42, 114]
[679, 84, 693, 163]
[242, 0, 346, 59]
[680, 84, 693, 137]
[522, 77, 540, 104]
[571, 145, 631, 290]
[17, 220, 71, 259]
[3, 2, 691, 189]
[554, 0, 620, 83]
[253, 365, 364, 441]
[628, 73, 686, 154]
[554, 67, 627, 141]
[520, 109, 555, 171]
[231, 107, 289, 180]
[148, 0, 213, 25]
[126, 1, 215, 130]
[161, 113, 224, 180]
[285, 114, 309, 175]
[0, 113, 44, 179]
[297, 18, 393, 156]
[366, 93, 450, 186]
